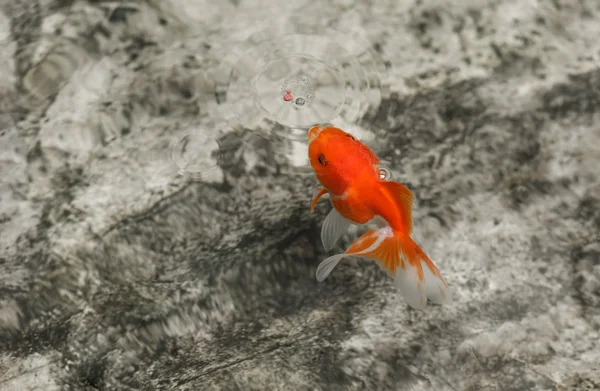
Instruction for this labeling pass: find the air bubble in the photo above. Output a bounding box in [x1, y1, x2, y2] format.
[378, 166, 392, 181]
[295, 97, 306, 106]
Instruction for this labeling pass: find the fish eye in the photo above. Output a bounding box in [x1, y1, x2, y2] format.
[317, 154, 328, 166]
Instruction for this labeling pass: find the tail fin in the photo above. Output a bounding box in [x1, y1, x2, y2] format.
[315, 227, 451, 309]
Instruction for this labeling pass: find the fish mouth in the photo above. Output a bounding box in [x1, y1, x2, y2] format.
[308, 125, 324, 143]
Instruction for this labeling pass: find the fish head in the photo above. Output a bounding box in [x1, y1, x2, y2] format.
[307, 125, 363, 195]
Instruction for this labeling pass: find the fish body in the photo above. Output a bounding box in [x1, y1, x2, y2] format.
[307, 125, 451, 309]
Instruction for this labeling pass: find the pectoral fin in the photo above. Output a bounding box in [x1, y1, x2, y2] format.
[311, 187, 328, 213]
[321, 207, 352, 251]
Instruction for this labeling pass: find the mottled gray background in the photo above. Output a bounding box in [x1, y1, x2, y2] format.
[1, 0, 599, 390]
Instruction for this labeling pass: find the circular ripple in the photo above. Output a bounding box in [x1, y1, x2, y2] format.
[20, 35, 95, 102]
[250, 52, 344, 127]
[169, 128, 222, 179]
[215, 23, 388, 138]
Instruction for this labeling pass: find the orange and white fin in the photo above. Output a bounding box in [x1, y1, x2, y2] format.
[379, 180, 414, 234]
[311, 187, 328, 213]
[392, 236, 451, 309]
[315, 227, 451, 309]
[321, 207, 352, 251]
[316, 227, 390, 282]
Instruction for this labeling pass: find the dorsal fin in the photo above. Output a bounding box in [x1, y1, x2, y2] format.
[379, 181, 413, 234]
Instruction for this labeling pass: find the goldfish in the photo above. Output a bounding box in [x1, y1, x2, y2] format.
[307, 125, 451, 309]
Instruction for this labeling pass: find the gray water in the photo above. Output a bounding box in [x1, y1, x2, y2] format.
[1, 1, 599, 390]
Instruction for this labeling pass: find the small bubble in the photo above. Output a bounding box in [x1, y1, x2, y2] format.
[295, 97, 306, 106]
[378, 167, 392, 180]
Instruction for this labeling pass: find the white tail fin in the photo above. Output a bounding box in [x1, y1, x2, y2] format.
[315, 254, 346, 282]
[315, 227, 451, 310]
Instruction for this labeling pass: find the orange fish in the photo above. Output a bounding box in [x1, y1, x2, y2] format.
[308, 125, 451, 309]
